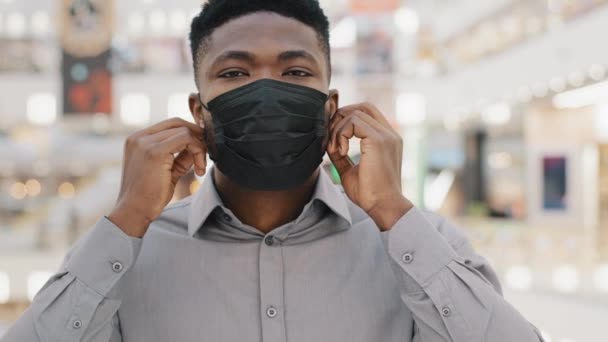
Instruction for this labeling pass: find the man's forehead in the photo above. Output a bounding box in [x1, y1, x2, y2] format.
[201, 12, 324, 65]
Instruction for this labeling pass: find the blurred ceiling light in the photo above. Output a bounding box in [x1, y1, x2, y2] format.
[488, 152, 513, 169]
[329, 17, 356, 48]
[31, 11, 50, 36]
[27, 271, 53, 302]
[6, 11, 26, 38]
[552, 265, 579, 293]
[0, 272, 9, 304]
[482, 102, 511, 126]
[121, 93, 151, 126]
[169, 10, 187, 34]
[27, 93, 57, 125]
[58, 182, 76, 199]
[10, 182, 27, 200]
[516, 86, 533, 103]
[532, 83, 548, 98]
[423, 170, 455, 211]
[567, 71, 585, 87]
[149, 9, 167, 34]
[167, 93, 193, 122]
[549, 77, 567, 93]
[553, 81, 608, 109]
[504, 265, 532, 291]
[128, 12, 145, 36]
[394, 7, 419, 35]
[588, 64, 606, 81]
[396, 93, 426, 125]
[25, 179, 41, 197]
[594, 104, 608, 141]
[593, 264, 608, 292]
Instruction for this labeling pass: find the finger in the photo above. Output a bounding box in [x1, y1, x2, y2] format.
[156, 129, 207, 172]
[330, 109, 387, 149]
[333, 114, 379, 157]
[342, 110, 387, 135]
[145, 126, 205, 143]
[328, 150, 355, 179]
[171, 150, 203, 184]
[338, 103, 394, 131]
[135, 118, 204, 139]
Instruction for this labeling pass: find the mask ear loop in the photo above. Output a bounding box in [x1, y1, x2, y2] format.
[198, 94, 211, 112]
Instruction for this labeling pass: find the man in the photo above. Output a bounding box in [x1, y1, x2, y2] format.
[3, 1, 544, 341]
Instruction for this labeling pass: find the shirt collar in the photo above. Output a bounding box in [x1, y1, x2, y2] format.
[187, 166, 352, 237]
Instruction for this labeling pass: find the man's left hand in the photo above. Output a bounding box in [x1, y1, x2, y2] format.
[327, 102, 414, 231]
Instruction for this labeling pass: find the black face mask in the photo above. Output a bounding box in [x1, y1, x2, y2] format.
[200, 79, 329, 191]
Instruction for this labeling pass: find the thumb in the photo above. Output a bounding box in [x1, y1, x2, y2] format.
[327, 148, 355, 179]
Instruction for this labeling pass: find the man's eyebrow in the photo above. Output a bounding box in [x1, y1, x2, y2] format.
[209, 50, 256, 69]
[278, 50, 320, 67]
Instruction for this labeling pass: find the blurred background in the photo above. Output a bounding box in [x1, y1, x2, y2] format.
[1, 0, 607, 340]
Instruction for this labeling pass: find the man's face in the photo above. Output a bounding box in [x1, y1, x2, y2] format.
[188, 12, 338, 156]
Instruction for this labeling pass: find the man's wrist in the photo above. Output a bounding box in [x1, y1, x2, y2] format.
[107, 205, 151, 238]
[367, 194, 414, 232]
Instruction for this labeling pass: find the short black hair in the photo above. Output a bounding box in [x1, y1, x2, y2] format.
[189, 0, 331, 84]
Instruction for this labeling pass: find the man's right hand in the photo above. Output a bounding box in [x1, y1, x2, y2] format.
[108, 118, 207, 238]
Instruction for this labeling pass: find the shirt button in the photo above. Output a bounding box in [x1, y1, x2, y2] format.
[401, 252, 414, 264]
[441, 307, 451, 317]
[264, 236, 274, 246]
[222, 213, 232, 222]
[266, 306, 278, 318]
[73, 319, 82, 329]
[112, 261, 123, 273]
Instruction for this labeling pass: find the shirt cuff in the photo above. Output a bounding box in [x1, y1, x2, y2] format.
[65, 216, 142, 296]
[380, 207, 458, 288]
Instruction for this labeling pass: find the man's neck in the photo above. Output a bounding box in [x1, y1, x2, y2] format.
[213, 168, 320, 234]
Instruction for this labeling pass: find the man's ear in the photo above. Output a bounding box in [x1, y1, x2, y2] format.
[326, 89, 339, 119]
[188, 93, 204, 126]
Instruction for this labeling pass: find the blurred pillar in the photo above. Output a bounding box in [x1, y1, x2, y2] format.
[463, 130, 487, 208]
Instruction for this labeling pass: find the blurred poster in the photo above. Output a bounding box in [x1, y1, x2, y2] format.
[59, 0, 114, 115]
[542, 156, 567, 210]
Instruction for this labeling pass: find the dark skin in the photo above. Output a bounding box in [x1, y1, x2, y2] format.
[108, 12, 412, 238]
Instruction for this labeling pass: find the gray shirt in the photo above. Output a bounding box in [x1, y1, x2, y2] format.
[2, 169, 543, 342]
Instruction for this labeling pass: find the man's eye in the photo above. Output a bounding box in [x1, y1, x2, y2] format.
[219, 71, 248, 78]
[284, 70, 312, 77]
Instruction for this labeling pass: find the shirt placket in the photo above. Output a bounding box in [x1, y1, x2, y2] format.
[259, 232, 287, 342]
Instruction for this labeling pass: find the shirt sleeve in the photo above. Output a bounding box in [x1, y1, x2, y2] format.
[380, 207, 545, 342]
[1, 216, 141, 342]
